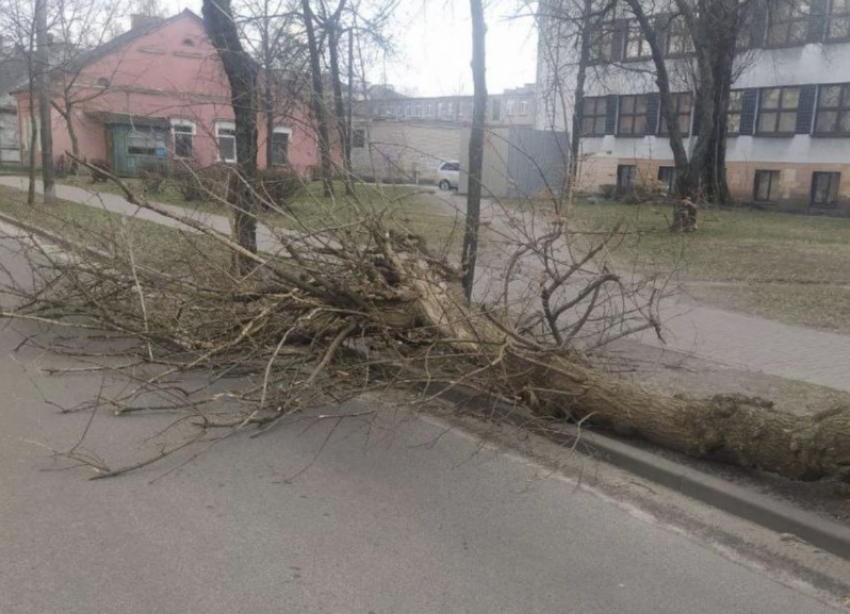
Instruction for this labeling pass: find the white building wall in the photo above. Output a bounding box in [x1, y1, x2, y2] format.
[536, 0, 850, 209]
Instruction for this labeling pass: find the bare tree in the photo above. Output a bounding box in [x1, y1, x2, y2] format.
[35, 0, 56, 204]
[49, 0, 126, 172]
[619, 0, 750, 229]
[203, 0, 261, 271]
[462, 0, 487, 302]
[301, 0, 334, 196]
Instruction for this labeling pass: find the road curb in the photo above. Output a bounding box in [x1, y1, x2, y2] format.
[3, 209, 849, 562]
[427, 382, 850, 562]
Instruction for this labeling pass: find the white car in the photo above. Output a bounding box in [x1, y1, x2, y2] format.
[437, 160, 460, 191]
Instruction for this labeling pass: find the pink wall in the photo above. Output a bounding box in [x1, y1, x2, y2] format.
[17, 11, 324, 176]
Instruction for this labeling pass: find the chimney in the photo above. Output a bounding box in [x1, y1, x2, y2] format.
[130, 14, 163, 31]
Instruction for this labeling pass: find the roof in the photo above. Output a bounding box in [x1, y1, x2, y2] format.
[0, 51, 30, 102]
[65, 9, 203, 75]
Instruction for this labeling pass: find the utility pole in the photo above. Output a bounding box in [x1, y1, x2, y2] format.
[35, 0, 55, 204]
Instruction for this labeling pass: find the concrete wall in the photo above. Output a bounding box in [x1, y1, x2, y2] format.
[351, 118, 462, 184]
[459, 127, 569, 199]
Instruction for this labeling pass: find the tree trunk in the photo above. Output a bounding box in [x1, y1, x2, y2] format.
[388, 252, 850, 485]
[202, 0, 260, 274]
[567, 0, 596, 216]
[462, 0, 488, 303]
[35, 0, 55, 205]
[327, 15, 353, 195]
[302, 0, 334, 197]
[27, 98, 38, 206]
[262, 0, 276, 172]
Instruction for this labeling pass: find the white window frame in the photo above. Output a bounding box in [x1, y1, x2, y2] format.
[506, 100, 516, 116]
[215, 120, 237, 163]
[519, 100, 529, 116]
[271, 125, 292, 166]
[171, 118, 196, 159]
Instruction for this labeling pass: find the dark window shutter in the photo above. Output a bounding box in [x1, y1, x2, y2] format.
[739, 89, 759, 135]
[611, 19, 629, 61]
[646, 94, 661, 135]
[809, 0, 827, 43]
[654, 14, 672, 56]
[749, 0, 768, 48]
[796, 85, 817, 134]
[605, 95, 619, 134]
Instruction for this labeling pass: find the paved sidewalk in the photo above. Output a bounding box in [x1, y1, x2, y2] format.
[0, 176, 284, 252]
[4, 176, 850, 392]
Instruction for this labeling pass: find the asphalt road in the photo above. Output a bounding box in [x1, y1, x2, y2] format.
[0, 229, 844, 614]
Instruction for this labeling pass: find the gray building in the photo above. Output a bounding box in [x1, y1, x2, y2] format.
[355, 83, 538, 128]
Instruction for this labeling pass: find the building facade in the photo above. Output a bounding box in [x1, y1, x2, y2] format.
[0, 43, 28, 164]
[355, 83, 538, 128]
[350, 117, 462, 185]
[538, 0, 850, 213]
[14, 11, 322, 177]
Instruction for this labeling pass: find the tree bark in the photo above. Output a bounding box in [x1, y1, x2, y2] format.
[202, 0, 260, 274]
[567, 0, 597, 216]
[462, 0, 488, 303]
[35, 0, 55, 204]
[385, 251, 850, 485]
[302, 0, 334, 197]
[327, 12, 352, 195]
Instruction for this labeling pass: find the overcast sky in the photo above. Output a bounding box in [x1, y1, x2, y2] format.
[162, 0, 538, 97]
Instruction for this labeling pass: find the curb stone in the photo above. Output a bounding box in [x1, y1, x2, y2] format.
[427, 382, 850, 562]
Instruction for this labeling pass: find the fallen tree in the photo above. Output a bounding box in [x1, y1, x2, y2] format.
[1, 159, 848, 484]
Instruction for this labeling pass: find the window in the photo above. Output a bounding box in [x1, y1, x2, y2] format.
[414, 105, 421, 117]
[727, 90, 745, 134]
[127, 128, 165, 156]
[811, 172, 841, 206]
[271, 126, 291, 166]
[767, 0, 812, 47]
[581, 96, 608, 136]
[659, 93, 693, 135]
[507, 100, 516, 116]
[182, 38, 196, 47]
[492, 98, 502, 121]
[96, 77, 110, 88]
[617, 165, 637, 192]
[445, 102, 454, 116]
[658, 166, 677, 194]
[352, 129, 366, 148]
[590, 21, 615, 62]
[665, 16, 694, 56]
[519, 100, 529, 116]
[757, 87, 800, 135]
[396, 106, 403, 116]
[618, 94, 650, 135]
[815, 83, 850, 134]
[440, 162, 460, 172]
[171, 119, 195, 159]
[625, 20, 652, 60]
[754, 170, 781, 202]
[216, 121, 237, 163]
[828, 0, 850, 41]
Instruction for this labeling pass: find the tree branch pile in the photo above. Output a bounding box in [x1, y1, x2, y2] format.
[2, 169, 849, 484]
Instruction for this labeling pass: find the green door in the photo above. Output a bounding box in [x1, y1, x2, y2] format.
[111, 124, 169, 177]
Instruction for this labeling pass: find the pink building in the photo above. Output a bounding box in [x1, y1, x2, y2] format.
[15, 10, 322, 177]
